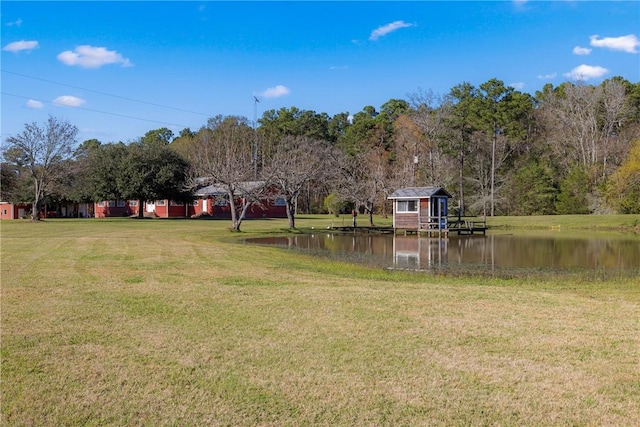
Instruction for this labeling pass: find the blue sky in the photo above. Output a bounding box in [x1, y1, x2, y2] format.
[2, 1, 639, 144]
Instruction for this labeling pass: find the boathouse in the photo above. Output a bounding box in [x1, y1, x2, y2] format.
[388, 187, 452, 233]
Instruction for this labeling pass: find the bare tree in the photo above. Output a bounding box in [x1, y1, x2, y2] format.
[334, 146, 390, 227]
[263, 135, 336, 229]
[538, 81, 631, 183]
[189, 115, 263, 231]
[3, 116, 78, 220]
[408, 89, 456, 184]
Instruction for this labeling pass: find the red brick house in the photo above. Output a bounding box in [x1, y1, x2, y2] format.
[193, 181, 287, 219]
[94, 200, 138, 218]
[0, 202, 31, 220]
[1, 201, 94, 219]
[94, 181, 287, 219]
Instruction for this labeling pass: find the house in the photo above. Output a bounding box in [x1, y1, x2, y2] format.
[94, 200, 138, 218]
[193, 181, 287, 219]
[387, 187, 452, 232]
[0, 202, 31, 220]
[94, 181, 287, 219]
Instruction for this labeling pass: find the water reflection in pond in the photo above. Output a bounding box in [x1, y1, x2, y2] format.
[244, 232, 640, 277]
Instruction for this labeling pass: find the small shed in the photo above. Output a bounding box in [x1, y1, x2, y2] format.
[388, 187, 452, 231]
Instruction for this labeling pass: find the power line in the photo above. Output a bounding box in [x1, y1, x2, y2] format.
[2, 92, 194, 129]
[1, 69, 212, 117]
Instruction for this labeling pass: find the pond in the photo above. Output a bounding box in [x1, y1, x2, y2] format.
[244, 231, 640, 277]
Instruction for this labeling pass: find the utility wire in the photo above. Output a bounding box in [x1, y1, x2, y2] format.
[1, 69, 212, 117]
[2, 92, 193, 129]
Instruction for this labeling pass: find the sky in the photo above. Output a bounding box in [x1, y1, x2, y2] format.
[2, 1, 639, 145]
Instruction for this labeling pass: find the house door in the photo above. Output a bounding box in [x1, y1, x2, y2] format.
[431, 197, 448, 229]
[202, 198, 208, 214]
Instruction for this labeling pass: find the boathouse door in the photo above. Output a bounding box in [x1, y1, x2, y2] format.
[431, 197, 448, 229]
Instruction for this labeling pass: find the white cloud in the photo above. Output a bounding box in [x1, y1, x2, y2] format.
[509, 82, 525, 90]
[369, 20, 414, 41]
[53, 95, 86, 107]
[259, 85, 290, 98]
[26, 99, 43, 109]
[573, 46, 592, 56]
[590, 34, 639, 53]
[57, 45, 132, 68]
[329, 65, 349, 70]
[537, 72, 557, 80]
[6, 19, 23, 27]
[563, 64, 609, 81]
[2, 40, 38, 52]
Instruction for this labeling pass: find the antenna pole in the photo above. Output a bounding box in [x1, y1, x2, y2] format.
[253, 96, 260, 180]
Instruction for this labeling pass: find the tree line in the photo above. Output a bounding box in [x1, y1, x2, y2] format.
[2, 77, 640, 226]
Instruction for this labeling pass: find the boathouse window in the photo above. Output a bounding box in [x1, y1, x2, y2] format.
[397, 200, 418, 212]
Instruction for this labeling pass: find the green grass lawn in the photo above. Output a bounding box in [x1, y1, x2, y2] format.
[1, 216, 639, 426]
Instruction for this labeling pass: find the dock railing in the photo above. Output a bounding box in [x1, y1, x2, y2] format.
[418, 217, 487, 231]
[447, 217, 488, 234]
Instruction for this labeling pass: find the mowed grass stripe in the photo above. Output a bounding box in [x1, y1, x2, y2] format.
[1, 217, 639, 425]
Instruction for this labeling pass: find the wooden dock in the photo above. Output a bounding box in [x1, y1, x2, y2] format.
[447, 219, 487, 235]
[330, 226, 395, 234]
[329, 224, 486, 236]
[330, 218, 487, 237]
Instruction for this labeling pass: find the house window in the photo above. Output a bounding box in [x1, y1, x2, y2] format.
[274, 197, 286, 206]
[117, 200, 126, 207]
[215, 198, 228, 206]
[97, 201, 105, 207]
[170, 201, 184, 206]
[107, 201, 116, 207]
[129, 200, 138, 206]
[397, 200, 418, 212]
[2, 209, 6, 215]
[156, 200, 166, 206]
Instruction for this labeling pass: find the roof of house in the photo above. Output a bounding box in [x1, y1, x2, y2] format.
[194, 180, 269, 197]
[388, 187, 452, 199]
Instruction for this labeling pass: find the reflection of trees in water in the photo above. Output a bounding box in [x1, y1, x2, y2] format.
[245, 233, 640, 275]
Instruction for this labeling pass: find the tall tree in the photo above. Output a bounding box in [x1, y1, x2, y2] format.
[334, 145, 390, 227]
[140, 127, 174, 146]
[263, 135, 336, 228]
[406, 89, 453, 187]
[90, 142, 129, 203]
[63, 139, 102, 213]
[504, 159, 557, 215]
[445, 82, 479, 217]
[328, 112, 351, 144]
[536, 81, 630, 183]
[90, 141, 191, 218]
[122, 141, 192, 217]
[3, 116, 78, 220]
[0, 162, 22, 202]
[190, 115, 261, 231]
[605, 138, 640, 213]
[476, 79, 533, 216]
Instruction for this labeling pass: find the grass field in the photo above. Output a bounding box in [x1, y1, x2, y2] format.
[1, 215, 639, 426]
